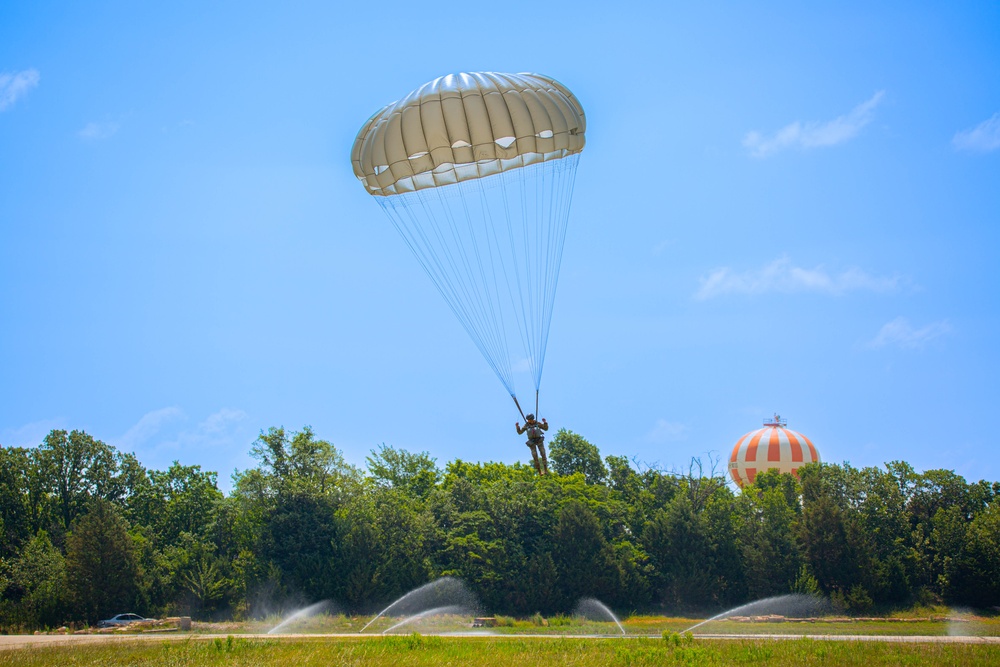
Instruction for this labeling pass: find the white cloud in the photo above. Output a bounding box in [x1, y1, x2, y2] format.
[200, 408, 248, 435]
[645, 419, 688, 444]
[868, 317, 951, 350]
[117, 407, 185, 450]
[952, 113, 1000, 152]
[0, 68, 40, 111]
[0, 418, 65, 448]
[78, 121, 119, 140]
[695, 256, 900, 300]
[743, 91, 885, 158]
[172, 408, 249, 454]
[114, 406, 248, 456]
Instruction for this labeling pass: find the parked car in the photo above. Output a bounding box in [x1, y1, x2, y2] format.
[97, 613, 150, 628]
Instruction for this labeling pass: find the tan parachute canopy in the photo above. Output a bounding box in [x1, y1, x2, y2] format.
[352, 72, 586, 196]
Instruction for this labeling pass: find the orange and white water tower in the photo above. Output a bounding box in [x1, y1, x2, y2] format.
[728, 414, 820, 488]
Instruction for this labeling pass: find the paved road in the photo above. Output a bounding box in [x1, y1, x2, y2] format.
[2, 632, 999, 650]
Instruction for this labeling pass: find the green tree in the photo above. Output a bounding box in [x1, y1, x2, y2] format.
[929, 504, 968, 601]
[162, 533, 231, 618]
[0, 446, 33, 558]
[249, 426, 358, 498]
[903, 467, 995, 598]
[260, 492, 339, 600]
[336, 487, 431, 609]
[605, 455, 641, 501]
[234, 426, 359, 609]
[797, 464, 872, 605]
[367, 445, 441, 498]
[65, 500, 140, 623]
[426, 462, 561, 615]
[427, 476, 501, 605]
[179, 558, 228, 614]
[953, 499, 1000, 606]
[548, 429, 606, 484]
[36, 430, 135, 531]
[735, 471, 802, 599]
[643, 492, 715, 610]
[0, 530, 69, 629]
[603, 539, 652, 610]
[551, 500, 615, 609]
[853, 465, 911, 603]
[146, 463, 223, 543]
[701, 486, 745, 607]
[522, 551, 560, 615]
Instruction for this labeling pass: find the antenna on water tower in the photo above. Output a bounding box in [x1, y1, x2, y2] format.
[764, 413, 787, 427]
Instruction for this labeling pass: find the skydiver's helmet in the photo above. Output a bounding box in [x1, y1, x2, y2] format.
[526, 414, 535, 421]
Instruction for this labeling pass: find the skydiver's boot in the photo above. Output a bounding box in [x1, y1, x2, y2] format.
[538, 443, 549, 475]
[528, 442, 541, 474]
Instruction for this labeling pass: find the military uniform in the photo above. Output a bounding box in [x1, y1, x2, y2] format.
[516, 417, 549, 475]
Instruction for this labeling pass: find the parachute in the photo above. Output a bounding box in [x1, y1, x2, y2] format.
[351, 72, 586, 417]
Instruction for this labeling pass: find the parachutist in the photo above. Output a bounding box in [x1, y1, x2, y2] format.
[516, 414, 549, 475]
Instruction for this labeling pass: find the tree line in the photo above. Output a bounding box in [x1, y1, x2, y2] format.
[1, 426, 999, 629]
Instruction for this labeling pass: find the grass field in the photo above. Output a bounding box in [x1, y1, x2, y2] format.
[3, 635, 1000, 667]
[195, 608, 1000, 638]
[6, 608, 997, 666]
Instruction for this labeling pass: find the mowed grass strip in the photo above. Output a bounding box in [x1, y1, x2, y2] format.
[183, 608, 1000, 638]
[695, 619, 1000, 636]
[2, 635, 1000, 667]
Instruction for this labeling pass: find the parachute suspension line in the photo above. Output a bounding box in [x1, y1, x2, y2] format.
[499, 162, 545, 391]
[534, 156, 549, 391]
[524, 159, 540, 390]
[512, 394, 527, 421]
[538, 163, 557, 390]
[422, 179, 514, 394]
[451, 178, 517, 393]
[450, 179, 514, 390]
[375, 156, 580, 404]
[535, 155, 581, 389]
[496, 166, 534, 398]
[378, 187, 515, 394]
[516, 162, 539, 386]
[494, 157, 580, 396]
[465, 176, 517, 394]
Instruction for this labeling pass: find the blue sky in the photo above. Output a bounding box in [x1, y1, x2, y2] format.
[2, 1, 998, 490]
